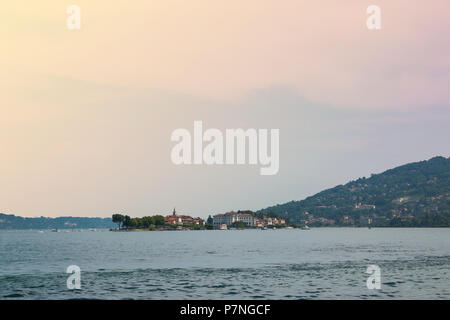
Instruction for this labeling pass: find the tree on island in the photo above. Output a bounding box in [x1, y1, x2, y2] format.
[205, 215, 214, 230]
[231, 221, 247, 229]
[153, 215, 165, 226]
[112, 214, 125, 229]
[123, 215, 131, 228]
[111, 214, 166, 229]
[141, 216, 153, 228]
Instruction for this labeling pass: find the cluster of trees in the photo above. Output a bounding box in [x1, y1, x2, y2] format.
[205, 215, 214, 230]
[253, 210, 283, 219]
[231, 221, 247, 229]
[383, 214, 450, 228]
[112, 214, 165, 229]
[239, 210, 289, 223]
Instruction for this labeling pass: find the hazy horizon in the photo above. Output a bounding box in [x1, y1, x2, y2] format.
[2, 1, 450, 219]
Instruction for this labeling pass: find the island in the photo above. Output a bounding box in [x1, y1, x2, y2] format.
[110, 208, 292, 231]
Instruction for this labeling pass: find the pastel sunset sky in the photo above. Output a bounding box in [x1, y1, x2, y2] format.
[1, 1, 449, 218]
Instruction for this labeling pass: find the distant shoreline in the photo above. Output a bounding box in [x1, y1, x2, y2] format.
[3, 225, 448, 232]
[1, 225, 450, 232]
[0, 226, 450, 233]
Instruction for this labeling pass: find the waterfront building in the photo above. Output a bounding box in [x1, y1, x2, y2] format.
[164, 208, 205, 226]
[212, 211, 238, 227]
[213, 211, 257, 227]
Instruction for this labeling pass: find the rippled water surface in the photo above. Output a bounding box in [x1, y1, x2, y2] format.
[0, 228, 449, 299]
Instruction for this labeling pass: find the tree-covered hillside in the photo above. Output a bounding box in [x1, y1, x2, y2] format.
[257, 156, 450, 227]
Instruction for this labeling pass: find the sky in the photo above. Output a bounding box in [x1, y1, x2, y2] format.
[1, 1, 449, 218]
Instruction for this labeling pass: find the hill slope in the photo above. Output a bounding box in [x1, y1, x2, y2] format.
[257, 156, 450, 227]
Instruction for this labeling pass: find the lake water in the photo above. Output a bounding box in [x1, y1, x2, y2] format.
[0, 228, 449, 299]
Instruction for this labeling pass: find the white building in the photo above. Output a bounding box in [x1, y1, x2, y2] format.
[237, 213, 256, 227]
[213, 212, 237, 227]
[213, 212, 257, 227]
